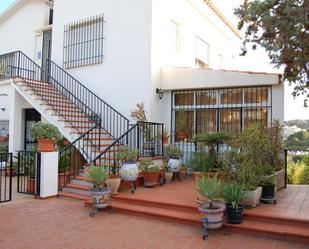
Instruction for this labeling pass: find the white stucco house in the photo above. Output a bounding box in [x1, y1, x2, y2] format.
[0, 0, 284, 160]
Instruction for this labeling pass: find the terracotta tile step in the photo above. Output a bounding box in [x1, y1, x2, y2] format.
[65, 183, 91, 191]
[112, 195, 198, 213]
[244, 212, 309, 227]
[58, 191, 90, 201]
[109, 201, 201, 225]
[40, 103, 78, 109]
[224, 220, 309, 244]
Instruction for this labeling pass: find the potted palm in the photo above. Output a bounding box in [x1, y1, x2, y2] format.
[117, 146, 139, 182]
[176, 110, 187, 141]
[86, 165, 111, 212]
[196, 174, 226, 229]
[165, 145, 183, 173]
[190, 147, 214, 179]
[30, 122, 60, 152]
[140, 158, 161, 187]
[223, 183, 246, 224]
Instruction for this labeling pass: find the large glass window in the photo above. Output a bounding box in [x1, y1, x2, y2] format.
[172, 87, 272, 142]
[168, 20, 181, 51]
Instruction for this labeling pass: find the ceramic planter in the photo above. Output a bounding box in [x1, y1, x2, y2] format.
[242, 187, 262, 207]
[226, 204, 245, 224]
[165, 172, 173, 183]
[143, 172, 161, 187]
[120, 161, 139, 182]
[198, 202, 226, 229]
[275, 169, 285, 191]
[168, 158, 181, 172]
[37, 139, 55, 152]
[90, 187, 112, 209]
[106, 176, 121, 194]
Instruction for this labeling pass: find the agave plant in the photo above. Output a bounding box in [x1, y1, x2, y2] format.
[196, 174, 223, 209]
[223, 183, 246, 209]
[86, 165, 108, 191]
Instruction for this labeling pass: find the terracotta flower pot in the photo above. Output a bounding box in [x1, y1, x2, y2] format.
[106, 176, 121, 195]
[177, 131, 187, 141]
[198, 202, 226, 229]
[37, 139, 55, 152]
[143, 172, 161, 187]
[27, 178, 36, 193]
[58, 172, 70, 187]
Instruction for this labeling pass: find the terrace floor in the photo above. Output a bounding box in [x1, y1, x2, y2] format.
[0, 197, 308, 249]
[116, 178, 309, 221]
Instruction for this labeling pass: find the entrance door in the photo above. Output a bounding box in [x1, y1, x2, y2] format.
[24, 109, 41, 151]
[42, 29, 52, 81]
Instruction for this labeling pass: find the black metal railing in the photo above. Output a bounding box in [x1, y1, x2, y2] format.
[47, 59, 129, 140]
[58, 123, 102, 189]
[17, 151, 41, 195]
[0, 153, 12, 203]
[92, 122, 164, 174]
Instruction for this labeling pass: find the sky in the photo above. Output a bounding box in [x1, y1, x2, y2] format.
[0, 0, 307, 121]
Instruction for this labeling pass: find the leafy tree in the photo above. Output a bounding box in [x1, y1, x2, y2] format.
[285, 130, 309, 151]
[235, 0, 309, 106]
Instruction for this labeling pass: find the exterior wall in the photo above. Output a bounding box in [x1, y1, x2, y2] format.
[0, 1, 50, 64]
[272, 83, 285, 124]
[51, 0, 153, 121]
[149, 0, 241, 123]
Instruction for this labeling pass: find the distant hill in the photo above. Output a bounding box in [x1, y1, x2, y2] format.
[285, 120, 309, 130]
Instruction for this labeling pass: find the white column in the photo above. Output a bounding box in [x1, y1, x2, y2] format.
[40, 152, 58, 198]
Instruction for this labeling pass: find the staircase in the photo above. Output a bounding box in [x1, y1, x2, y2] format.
[0, 51, 164, 193]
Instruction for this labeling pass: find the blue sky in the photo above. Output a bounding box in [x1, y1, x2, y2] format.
[0, 0, 15, 13]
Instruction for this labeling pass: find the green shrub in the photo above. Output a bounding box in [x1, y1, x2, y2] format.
[165, 145, 183, 159]
[287, 159, 309, 185]
[189, 148, 214, 173]
[116, 146, 139, 162]
[298, 165, 309, 184]
[30, 122, 60, 140]
[86, 165, 108, 191]
[223, 183, 246, 209]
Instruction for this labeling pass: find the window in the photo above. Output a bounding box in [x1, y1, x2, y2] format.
[168, 20, 181, 51]
[195, 36, 209, 68]
[172, 86, 272, 142]
[63, 14, 104, 69]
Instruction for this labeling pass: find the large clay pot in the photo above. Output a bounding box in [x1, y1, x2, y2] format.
[177, 131, 187, 141]
[143, 172, 161, 187]
[198, 202, 226, 229]
[90, 187, 112, 209]
[168, 158, 181, 172]
[242, 187, 262, 207]
[106, 176, 121, 194]
[37, 139, 55, 152]
[58, 172, 70, 188]
[120, 161, 139, 182]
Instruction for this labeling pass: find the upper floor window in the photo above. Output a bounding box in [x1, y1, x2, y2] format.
[195, 36, 209, 69]
[168, 20, 181, 52]
[63, 14, 104, 69]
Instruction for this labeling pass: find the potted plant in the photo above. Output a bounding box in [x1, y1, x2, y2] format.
[176, 110, 187, 141]
[196, 174, 226, 229]
[140, 158, 161, 187]
[30, 122, 60, 152]
[190, 147, 214, 179]
[106, 163, 122, 195]
[117, 146, 139, 182]
[163, 160, 173, 183]
[260, 174, 276, 201]
[165, 145, 183, 172]
[58, 151, 71, 187]
[223, 183, 246, 224]
[162, 128, 170, 145]
[86, 165, 111, 213]
[236, 161, 263, 207]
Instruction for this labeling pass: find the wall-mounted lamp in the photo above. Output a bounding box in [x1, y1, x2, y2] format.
[0, 108, 5, 112]
[156, 88, 164, 100]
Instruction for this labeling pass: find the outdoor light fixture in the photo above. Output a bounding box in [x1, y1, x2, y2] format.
[156, 88, 164, 100]
[0, 108, 5, 112]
